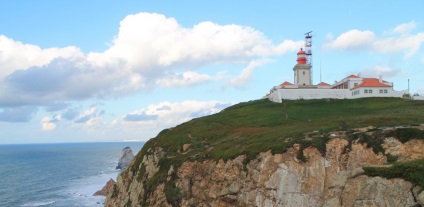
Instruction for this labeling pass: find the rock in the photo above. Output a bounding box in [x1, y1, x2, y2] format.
[383, 138, 424, 162]
[182, 144, 191, 152]
[105, 129, 424, 207]
[413, 185, 424, 205]
[116, 147, 134, 170]
[93, 178, 116, 196]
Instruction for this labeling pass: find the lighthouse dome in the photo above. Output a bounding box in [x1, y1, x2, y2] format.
[297, 48, 307, 64]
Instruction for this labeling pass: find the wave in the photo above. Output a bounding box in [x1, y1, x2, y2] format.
[22, 201, 55, 207]
[62, 170, 120, 206]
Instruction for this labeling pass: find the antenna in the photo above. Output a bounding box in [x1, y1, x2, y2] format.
[304, 31, 313, 84]
[320, 60, 322, 83]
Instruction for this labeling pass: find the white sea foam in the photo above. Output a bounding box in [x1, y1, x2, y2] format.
[63, 170, 120, 206]
[22, 201, 55, 207]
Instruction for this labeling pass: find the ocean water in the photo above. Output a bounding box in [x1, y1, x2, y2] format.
[0, 142, 144, 207]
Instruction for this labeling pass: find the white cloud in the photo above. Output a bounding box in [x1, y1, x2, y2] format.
[359, 66, 401, 78]
[225, 60, 269, 88]
[156, 71, 214, 88]
[120, 100, 231, 130]
[0, 35, 83, 79]
[393, 21, 416, 34]
[87, 13, 298, 71]
[324, 30, 375, 51]
[41, 116, 56, 131]
[324, 22, 424, 58]
[373, 33, 424, 58]
[0, 12, 300, 108]
[74, 106, 101, 124]
[418, 87, 424, 96]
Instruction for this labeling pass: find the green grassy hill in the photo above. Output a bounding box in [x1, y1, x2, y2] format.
[126, 97, 424, 204]
[135, 98, 424, 164]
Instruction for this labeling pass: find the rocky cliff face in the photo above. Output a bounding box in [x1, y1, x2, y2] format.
[94, 178, 116, 196]
[116, 147, 135, 170]
[106, 127, 424, 207]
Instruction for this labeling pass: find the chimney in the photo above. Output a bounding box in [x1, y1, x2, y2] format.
[379, 75, 382, 83]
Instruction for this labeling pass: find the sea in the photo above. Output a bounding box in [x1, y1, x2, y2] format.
[0, 142, 144, 207]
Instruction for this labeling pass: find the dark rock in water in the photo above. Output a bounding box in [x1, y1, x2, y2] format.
[116, 147, 134, 170]
[93, 178, 116, 196]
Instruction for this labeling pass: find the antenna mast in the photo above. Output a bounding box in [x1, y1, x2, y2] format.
[304, 31, 313, 84]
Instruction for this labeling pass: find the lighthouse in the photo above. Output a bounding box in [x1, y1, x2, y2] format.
[293, 48, 312, 85]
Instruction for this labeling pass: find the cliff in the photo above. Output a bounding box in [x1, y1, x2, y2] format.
[116, 147, 135, 170]
[94, 178, 116, 196]
[105, 98, 424, 207]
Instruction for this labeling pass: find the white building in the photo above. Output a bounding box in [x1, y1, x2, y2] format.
[265, 48, 408, 103]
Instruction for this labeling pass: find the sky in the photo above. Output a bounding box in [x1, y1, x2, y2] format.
[1, 1, 424, 144]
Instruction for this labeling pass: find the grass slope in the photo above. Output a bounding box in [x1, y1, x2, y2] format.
[138, 98, 424, 163]
[127, 98, 424, 205]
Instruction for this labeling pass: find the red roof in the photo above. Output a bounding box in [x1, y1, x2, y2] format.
[280, 81, 294, 86]
[297, 48, 306, 55]
[317, 82, 331, 86]
[351, 78, 391, 90]
[346, 74, 360, 79]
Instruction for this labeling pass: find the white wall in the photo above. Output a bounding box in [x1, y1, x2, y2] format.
[296, 69, 311, 86]
[269, 89, 349, 102]
[351, 88, 406, 99]
[413, 96, 424, 100]
[267, 88, 408, 102]
[348, 78, 362, 89]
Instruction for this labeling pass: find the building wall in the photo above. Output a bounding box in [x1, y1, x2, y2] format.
[293, 64, 311, 85]
[350, 87, 406, 98]
[268, 88, 408, 103]
[269, 89, 349, 102]
[348, 79, 363, 89]
[412, 96, 424, 100]
[295, 69, 311, 85]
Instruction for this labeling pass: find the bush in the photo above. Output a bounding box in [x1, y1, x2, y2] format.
[386, 128, 424, 143]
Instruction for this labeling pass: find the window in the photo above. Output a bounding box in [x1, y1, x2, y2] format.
[303, 71, 305, 75]
[354, 83, 358, 87]
[384, 89, 388, 93]
[364, 89, 368, 93]
[379, 89, 383, 93]
[369, 89, 373, 93]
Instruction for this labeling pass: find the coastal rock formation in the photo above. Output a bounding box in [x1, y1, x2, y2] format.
[383, 137, 424, 162]
[116, 147, 134, 170]
[93, 178, 116, 196]
[105, 128, 423, 207]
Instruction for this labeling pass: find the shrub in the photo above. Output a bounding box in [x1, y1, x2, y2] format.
[386, 128, 424, 143]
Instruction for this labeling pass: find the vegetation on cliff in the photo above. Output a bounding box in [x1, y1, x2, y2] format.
[364, 158, 424, 192]
[122, 97, 424, 205]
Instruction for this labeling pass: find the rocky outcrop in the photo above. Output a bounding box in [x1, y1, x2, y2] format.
[116, 147, 134, 170]
[383, 138, 424, 161]
[106, 147, 165, 206]
[94, 178, 116, 196]
[106, 130, 423, 207]
[323, 168, 416, 206]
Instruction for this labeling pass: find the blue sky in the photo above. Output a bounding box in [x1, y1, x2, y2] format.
[1, 1, 424, 144]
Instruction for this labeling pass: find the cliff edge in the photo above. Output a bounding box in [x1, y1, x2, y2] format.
[105, 98, 424, 207]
